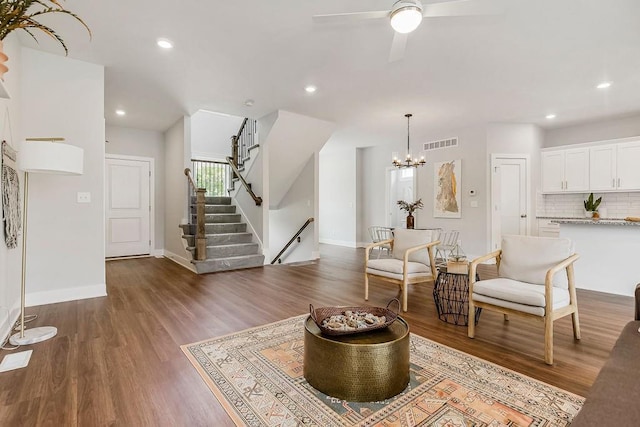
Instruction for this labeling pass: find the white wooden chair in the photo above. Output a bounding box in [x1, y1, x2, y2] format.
[365, 229, 439, 312]
[367, 226, 392, 258]
[468, 235, 581, 365]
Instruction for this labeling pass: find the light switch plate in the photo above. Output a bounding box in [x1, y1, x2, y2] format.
[77, 192, 91, 203]
[0, 350, 33, 372]
[470, 201, 479, 208]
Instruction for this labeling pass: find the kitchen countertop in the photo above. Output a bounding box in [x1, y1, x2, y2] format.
[537, 216, 640, 226]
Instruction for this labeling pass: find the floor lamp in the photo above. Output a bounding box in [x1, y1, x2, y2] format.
[9, 138, 84, 346]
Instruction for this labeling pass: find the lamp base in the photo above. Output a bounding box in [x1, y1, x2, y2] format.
[9, 326, 57, 345]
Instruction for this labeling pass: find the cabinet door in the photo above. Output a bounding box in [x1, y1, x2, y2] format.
[617, 141, 640, 190]
[589, 145, 616, 191]
[541, 151, 565, 192]
[564, 148, 590, 191]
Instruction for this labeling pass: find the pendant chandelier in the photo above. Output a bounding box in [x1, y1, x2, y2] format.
[392, 113, 425, 168]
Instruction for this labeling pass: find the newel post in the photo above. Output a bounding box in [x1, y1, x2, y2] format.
[195, 188, 206, 261]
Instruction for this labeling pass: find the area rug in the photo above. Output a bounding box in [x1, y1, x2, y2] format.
[181, 315, 583, 426]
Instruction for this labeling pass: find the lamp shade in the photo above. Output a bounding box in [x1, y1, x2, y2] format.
[19, 141, 84, 175]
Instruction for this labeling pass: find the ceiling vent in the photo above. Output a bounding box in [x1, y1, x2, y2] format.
[423, 137, 458, 152]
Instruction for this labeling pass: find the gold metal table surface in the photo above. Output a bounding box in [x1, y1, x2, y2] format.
[303, 315, 410, 402]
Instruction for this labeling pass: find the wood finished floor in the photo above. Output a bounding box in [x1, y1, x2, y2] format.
[0, 244, 634, 426]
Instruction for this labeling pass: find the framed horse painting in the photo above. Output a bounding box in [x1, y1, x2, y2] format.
[434, 159, 461, 218]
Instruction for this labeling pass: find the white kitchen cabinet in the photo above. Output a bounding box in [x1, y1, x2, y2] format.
[589, 145, 617, 191]
[616, 141, 640, 190]
[541, 151, 564, 192]
[589, 140, 640, 191]
[541, 148, 589, 193]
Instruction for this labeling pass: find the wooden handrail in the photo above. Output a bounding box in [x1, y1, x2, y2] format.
[184, 168, 206, 261]
[226, 156, 262, 206]
[271, 218, 315, 264]
[235, 117, 249, 141]
[184, 168, 197, 191]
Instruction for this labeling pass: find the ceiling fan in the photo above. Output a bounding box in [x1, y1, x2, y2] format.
[313, 0, 502, 62]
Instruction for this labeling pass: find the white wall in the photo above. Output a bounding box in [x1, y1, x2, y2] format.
[319, 146, 357, 247]
[105, 125, 166, 252]
[355, 126, 488, 256]
[163, 117, 192, 268]
[20, 47, 106, 306]
[358, 144, 394, 245]
[233, 146, 265, 249]
[269, 157, 316, 264]
[265, 110, 336, 208]
[544, 113, 640, 148]
[190, 110, 243, 160]
[0, 36, 23, 340]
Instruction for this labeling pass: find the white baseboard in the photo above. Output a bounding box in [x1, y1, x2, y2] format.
[26, 284, 107, 308]
[164, 250, 197, 273]
[311, 251, 320, 259]
[319, 238, 357, 248]
[152, 249, 165, 258]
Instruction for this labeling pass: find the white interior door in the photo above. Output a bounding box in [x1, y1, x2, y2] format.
[105, 157, 151, 257]
[385, 168, 415, 228]
[491, 156, 528, 250]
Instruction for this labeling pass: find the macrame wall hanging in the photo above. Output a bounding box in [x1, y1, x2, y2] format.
[2, 139, 20, 249]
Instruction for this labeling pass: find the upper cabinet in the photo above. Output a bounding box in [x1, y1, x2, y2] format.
[543, 138, 640, 194]
[616, 141, 640, 190]
[589, 140, 640, 191]
[541, 148, 589, 193]
[589, 145, 616, 191]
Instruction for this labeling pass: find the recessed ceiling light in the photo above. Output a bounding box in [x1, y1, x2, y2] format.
[545, 114, 556, 119]
[244, 99, 255, 107]
[305, 85, 317, 94]
[596, 81, 612, 89]
[157, 38, 173, 49]
[115, 110, 126, 116]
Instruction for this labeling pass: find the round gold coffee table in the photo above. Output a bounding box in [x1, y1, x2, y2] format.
[303, 315, 410, 402]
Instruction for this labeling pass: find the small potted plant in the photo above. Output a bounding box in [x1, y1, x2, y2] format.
[397, 198, 424, 229]
[583, 193, 602, 219]
[0, 0, 91, 79]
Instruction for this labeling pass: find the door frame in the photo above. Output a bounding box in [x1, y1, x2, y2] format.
[105, 154, 156, 257]
[385, 166, 417, 228]
[490, 153, 531, 251]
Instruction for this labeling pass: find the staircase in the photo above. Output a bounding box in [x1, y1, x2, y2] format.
[180, 196, 264, 274]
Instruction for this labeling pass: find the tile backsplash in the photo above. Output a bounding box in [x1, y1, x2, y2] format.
[536, 192, 640, 219]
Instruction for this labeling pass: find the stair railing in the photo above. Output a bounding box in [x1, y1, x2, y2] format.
[184, 168, 206, 261]
[190, 159, 230, 196]
[226, 156, 262, 206]
[271, 217, 315, 264]
[231, 118, 258, 171]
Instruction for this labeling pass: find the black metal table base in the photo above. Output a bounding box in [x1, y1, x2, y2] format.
[433, 271, 481, 326]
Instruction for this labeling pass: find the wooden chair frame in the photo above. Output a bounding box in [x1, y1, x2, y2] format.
[364, 238, 440, 312]
[468, 250, 581, 365]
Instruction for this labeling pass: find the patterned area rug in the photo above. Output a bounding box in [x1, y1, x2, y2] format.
[181, 315, 583, 426]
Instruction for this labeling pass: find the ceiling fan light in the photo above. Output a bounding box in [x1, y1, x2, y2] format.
[390, 6, 423, 34]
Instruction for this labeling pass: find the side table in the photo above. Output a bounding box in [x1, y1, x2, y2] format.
[303, 316, 410, 402]
[433, 266, 481, 326]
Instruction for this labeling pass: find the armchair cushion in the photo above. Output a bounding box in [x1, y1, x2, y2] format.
[392, 229, 434, 265]
[500, 235, 574, 289]
[472, 278, 570, 316]
[367, 258, 431, 275]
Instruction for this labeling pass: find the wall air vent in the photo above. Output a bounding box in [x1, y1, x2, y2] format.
[423, 137, 458, 152]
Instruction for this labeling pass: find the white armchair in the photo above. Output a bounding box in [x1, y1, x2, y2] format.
[365, 229, 439, 312]
[468, 235, 581, 365]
